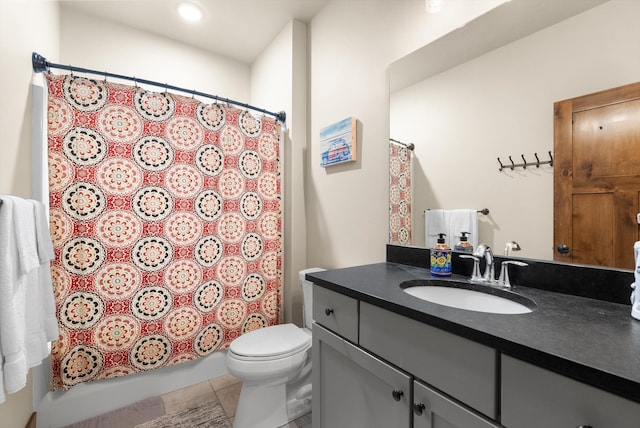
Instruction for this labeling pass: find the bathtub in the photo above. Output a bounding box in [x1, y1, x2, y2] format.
[33, 350, 229, 427]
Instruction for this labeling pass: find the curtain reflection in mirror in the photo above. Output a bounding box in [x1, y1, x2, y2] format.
[389, 139, 414, 245]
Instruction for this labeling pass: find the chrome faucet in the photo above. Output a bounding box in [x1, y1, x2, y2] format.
[473, 244, 495, 284]
[504, 240, 521, 256]
[498, 260, 528, 288]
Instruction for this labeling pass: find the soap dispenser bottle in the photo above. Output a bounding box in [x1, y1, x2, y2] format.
[431, 233, 452, 277]
[454, 232, 474, 254]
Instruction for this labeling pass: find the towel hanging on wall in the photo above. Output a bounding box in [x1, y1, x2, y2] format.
[425, 209, 479, 248]
[0, 196, 58, 403]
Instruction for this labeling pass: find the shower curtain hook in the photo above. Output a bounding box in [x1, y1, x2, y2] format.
[103, 71, 107, 83]
[191, 89, 196, 99]
[521, 154, 527, 169]
[133, 76, 138, 88]
[534, 152, 541, 167]
[164, 83, 168, 93]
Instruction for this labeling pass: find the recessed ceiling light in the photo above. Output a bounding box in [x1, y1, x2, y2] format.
[425, 0, 442, 13]
[177, 2, 203, 22]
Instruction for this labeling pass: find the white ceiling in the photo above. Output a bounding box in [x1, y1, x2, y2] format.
[61, 0, 330, 64]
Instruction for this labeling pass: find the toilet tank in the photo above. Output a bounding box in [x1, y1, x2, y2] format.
[298, 267, 325, 329]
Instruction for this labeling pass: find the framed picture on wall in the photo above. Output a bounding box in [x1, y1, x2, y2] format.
[320, 117, 357, 167]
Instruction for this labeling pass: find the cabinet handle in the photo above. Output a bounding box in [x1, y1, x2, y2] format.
[413, 402, 426, 415]
[391, 389, 404, 401]
[324, 308, 334, 316]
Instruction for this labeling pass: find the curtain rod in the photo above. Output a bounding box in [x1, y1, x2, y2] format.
[389, 138, 415, 150]
[32, 52, 286, 124]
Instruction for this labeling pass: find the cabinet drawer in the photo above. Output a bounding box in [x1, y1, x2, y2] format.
[502, 355, 640, 428]
[313, 285, 358, 343]
[360, 302, 497, 419]
[413, 380, 500, 428]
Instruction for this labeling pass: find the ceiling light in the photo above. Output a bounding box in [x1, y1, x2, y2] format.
[425, 0, 442, 13]
[177, 2, 203, 22]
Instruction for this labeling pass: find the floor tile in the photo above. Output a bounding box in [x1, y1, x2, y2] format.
[215, 381, 242, 419]
[210, 373, 241, 391]
[160, 380, 216, 414]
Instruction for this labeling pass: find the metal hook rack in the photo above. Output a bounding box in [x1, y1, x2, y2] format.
[497, 151, 553, 171]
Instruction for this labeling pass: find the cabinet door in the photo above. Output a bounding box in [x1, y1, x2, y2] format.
[413, 380, 501, 428]
[502, 355, 640, 428]
[312, 323, 411, 428]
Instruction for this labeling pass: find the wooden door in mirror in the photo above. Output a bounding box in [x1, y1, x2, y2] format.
[554, 81, 640, 269]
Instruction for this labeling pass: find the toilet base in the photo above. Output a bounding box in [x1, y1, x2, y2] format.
[232, 376, 311, 428]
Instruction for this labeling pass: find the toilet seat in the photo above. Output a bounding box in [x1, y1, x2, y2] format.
[229, 323, 311, 361]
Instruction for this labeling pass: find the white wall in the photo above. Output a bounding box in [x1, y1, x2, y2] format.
[59, 6, 250, 99]
[391, 0, 640, 260]
[0, 1, 59, 426]
[307, 0, 505, 268]
[251, 20, 310, 325]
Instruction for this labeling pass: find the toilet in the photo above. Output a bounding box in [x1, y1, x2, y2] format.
[226, 267, 325, 428]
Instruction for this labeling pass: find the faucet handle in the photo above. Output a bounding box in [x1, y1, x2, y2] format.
[459, 255, 482, 282]
[499, 260, 528, 288]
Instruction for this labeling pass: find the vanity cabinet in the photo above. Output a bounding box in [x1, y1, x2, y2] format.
[501, 355, 640, 428]
[312, 283, 640, 428]
[312, 286, 498, 428]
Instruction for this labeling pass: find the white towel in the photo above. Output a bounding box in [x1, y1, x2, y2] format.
[12, 197, 40, 276]
[32, 200, 58, 341]
[425, 209, 478, 248]
[425, 209, 447, 247]
[0, 196, 59, 402]
[449, 209, 479, 248]
[24, 200, 59, 367]
[0, 196, 28, 397]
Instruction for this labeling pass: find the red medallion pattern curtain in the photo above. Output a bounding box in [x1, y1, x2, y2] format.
[45, 73, 283, 390]
[389, 142, 412, 245]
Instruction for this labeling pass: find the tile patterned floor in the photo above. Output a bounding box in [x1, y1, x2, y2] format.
[162, 374, 311, 428]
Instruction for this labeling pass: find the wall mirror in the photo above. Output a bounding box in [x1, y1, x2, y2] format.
[389, 0, 640, 268]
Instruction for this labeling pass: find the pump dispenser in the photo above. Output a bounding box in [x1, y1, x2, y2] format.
[454, 232, 474, 253]
[430, 233, 452, 277]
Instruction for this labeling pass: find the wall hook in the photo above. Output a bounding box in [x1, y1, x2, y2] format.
[498, 150, 553, 171]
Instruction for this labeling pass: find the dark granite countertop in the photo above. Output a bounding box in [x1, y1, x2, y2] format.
[307, 262, 640, 404]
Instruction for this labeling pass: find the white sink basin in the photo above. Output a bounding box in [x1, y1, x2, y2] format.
[403, 283, 534, 314]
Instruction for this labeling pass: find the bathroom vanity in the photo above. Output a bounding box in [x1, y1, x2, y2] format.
[309, 245, 640, 428]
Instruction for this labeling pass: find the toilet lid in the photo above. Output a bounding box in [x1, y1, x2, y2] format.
[229, 323, 311, 358]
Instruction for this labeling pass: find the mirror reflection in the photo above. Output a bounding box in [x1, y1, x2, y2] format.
[389, 0, 640, 266]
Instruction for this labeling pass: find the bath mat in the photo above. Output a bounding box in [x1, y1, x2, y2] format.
[135, 399, 231, 428]
[63, 396, 165, 428]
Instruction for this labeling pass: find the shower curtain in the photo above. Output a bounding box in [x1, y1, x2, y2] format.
[45, 73, 283, 390]
[389, 141, 412, 245]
